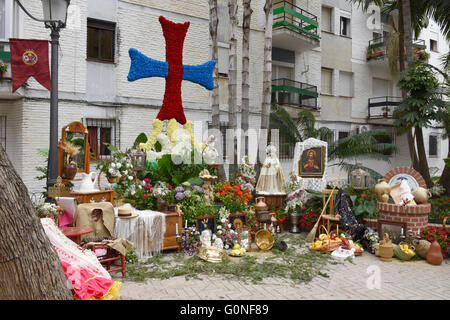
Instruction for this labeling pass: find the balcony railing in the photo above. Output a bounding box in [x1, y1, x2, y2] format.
[367, 36, 427, 61]
[273, 1, 319, 41]
[368, 96, 402, 119]
[272, 78, 318, 109]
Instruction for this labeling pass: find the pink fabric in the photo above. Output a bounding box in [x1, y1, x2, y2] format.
[57, 197, 77, 228]
[61, 261, 115, 300]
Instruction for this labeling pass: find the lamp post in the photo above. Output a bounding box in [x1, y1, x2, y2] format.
[15, 0, 70, 192]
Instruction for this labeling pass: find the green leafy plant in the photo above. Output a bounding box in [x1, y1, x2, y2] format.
[0, 61, 8, 73]
[343, 187, 379, 219]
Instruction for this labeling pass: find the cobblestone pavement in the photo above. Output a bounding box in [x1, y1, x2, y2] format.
[118, 251, 450, 300]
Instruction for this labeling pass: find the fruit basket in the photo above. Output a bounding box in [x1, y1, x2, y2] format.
[310, 226, 342, 252]
[393, 242, 416, 261]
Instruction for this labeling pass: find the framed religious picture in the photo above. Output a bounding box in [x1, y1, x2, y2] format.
[228, 212, 247, 231]
[196, 214, 216, 235]
[377, 220, 406, 245]
[298, 146, 325, 178]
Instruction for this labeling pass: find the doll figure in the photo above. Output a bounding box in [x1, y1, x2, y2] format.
[255, 144, 286, 195]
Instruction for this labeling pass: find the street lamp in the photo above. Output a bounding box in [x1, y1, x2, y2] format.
[15, 0, 70, 193]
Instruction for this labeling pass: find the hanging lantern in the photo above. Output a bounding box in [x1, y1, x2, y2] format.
[130, 148, 147, 172]
[349, 163, 370, 190]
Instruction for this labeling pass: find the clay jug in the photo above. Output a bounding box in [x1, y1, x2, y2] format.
[255, 197, 268, 212]
[426, 240, 443, 265]
[379, 233, 394, 262]
[413, 239, 431, 259]
[412, 187, 431, 204]
[375, 179, 391, 202]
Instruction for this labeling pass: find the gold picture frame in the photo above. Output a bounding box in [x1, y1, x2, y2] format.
[298, 146, 326, 178]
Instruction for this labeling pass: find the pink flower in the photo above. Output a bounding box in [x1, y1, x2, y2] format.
[144, 194, 147, 198]
[143, 178, 149, 183]
[145, 184, 152, 190]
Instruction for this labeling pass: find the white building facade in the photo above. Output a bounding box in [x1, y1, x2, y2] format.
[0, 0, 448, 194]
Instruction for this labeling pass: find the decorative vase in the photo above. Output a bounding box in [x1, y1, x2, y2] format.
[412, 187, 431, 204]
[255, 197, 268, 212]
[157, 198, 168, 212]
[426, 241, 443, 266]
[63, 162, 77, 180]
[167, 203, 176, 212]
[255, 197, 270, 224]
[374, 179, 391, 202]
[289, 212, 301, 234]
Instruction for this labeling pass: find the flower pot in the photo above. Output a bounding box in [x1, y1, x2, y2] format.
[157, 198, 168, 212]
[63, 162, 77, 180]
[107, 176, 120, 184]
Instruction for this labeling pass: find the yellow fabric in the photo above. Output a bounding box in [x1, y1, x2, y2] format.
[139, 119, 163, 151]
[74, 281, 122, 301]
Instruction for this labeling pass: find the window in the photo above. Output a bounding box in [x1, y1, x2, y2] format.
[339, 71, 353, 97]
[86, 118, 119, 159]
[0, 0, 13, 44]
[340, 17, 350, 37]
[321, 6, 332, 33]
[0, 115, 5, 149]
[321, 68, 333, 95]
[338, 131, 349, 140]
[429, 135, 438, 156]
[87, 18, 116, 62]
[218, 44, 229, 77]
[430, 39, 438, 52]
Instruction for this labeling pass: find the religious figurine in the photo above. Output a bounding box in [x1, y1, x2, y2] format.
[200, 229, 212, 247]
[399, 179, 415, 206]
[199, 169, 217, 205]
[203, 135, 219, 165]
[255, 145, 286, 195]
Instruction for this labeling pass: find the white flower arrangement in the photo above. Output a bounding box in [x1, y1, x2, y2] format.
[218, 207, 230, 221]
[34, 202, 58, 218]
[237, 155, 257, 191]
[151, 181, 170, 199]
[284, 171, 307, 213]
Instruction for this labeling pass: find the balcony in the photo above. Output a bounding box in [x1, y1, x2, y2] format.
[271, 78, 318, 110]
[273, 0, 319, 52]
[0, 41, 11, 79]
[366, 37, 427, 64]
[368, 96, 401, 119]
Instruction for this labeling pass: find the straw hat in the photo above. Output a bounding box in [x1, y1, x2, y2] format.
[116, 207, 138, 219]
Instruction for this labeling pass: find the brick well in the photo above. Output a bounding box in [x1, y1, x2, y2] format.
[377, 201, 431, 234]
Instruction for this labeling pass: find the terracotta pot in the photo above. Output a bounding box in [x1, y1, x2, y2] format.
[412, 187, 431, 204]
[255, 197, 268, 212]
[63, 162, 77, 180]
[426, 241, 443, 265]
[375, 179, 391, 202]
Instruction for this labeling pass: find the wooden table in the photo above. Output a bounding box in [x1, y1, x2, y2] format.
[70, 190, 116, 204]
[60, 226, 94, 244]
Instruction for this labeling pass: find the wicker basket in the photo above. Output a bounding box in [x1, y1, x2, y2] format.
[310, 225, 342, 252]
[393, 242, 416, 261]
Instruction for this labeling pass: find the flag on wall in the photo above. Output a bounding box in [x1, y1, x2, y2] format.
[9, 38, 52, 93]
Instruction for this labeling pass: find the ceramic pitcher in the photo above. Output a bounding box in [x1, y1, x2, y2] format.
[374, 179, 391, 202]
[79, 172, 98, 192]
[412, 187, 431, 204]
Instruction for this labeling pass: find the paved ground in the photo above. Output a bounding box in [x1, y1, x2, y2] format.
[118, 248, 450, 300]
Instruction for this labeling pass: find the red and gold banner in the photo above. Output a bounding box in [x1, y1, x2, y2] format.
[9, 38, 52, 93]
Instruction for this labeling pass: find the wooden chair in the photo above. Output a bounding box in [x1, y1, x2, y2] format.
[321, 189, 340, 235]
[85, 242, 126, 277]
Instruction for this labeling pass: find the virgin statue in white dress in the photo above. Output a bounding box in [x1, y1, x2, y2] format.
[256, 145, 286, 195]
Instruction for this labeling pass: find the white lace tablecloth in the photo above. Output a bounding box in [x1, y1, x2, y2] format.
[113, 204, 166, 261]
